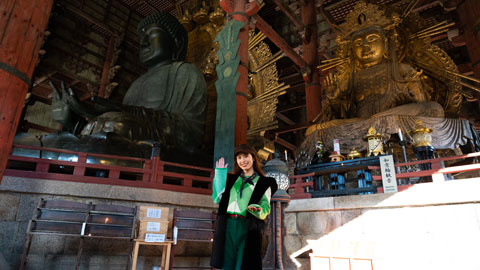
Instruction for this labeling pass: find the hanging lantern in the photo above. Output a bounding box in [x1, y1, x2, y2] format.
[411, 120, 433, 147]
[365, 127, 385, 156]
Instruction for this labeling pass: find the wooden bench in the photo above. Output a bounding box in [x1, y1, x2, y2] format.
[170, 209, 216, 270]
[19, 199, 136, 270]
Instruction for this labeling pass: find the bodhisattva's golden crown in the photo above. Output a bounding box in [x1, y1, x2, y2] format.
[338, 1, 401, 40]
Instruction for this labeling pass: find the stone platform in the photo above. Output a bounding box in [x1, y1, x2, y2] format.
[2, 176, 480, 270]
[285, 178, 480, 270]
[0, 176, 215, 270]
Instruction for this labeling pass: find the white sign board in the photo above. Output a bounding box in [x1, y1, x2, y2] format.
[147, 222, 161, 232]
[145, 233, 165, 242]
[146, 208, 162, 219]
[379, 155, 398, 193]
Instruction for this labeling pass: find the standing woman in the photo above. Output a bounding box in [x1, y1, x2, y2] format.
[210, 144, 278, 270]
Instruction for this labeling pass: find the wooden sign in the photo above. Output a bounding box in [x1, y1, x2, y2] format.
[379, 155, 398, 193]
[145, 233, 165, 242]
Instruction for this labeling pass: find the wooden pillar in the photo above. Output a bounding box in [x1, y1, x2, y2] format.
[98, 35, 116, 98]
[220, 0, 261, 146]
[232, 0, 249, 146]
[301, 0, 322, 122]
[0, 0, 54, 181]
[456, 0, 480, 78]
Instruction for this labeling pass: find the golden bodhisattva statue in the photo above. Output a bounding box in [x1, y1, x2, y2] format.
[296, 1, 479, 168]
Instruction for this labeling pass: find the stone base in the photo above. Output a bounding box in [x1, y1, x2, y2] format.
[285, 178, 480, 270]
[0, 176, 215, 270]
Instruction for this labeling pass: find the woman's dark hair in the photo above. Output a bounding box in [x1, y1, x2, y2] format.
[233, 144, 265, 176]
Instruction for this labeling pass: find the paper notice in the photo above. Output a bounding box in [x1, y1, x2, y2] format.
[147, 222, 161, 232]
[146, 208, 162, 219]
[145, 233, 165, 242]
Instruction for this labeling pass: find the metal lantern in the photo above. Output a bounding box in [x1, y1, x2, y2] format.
[411, 120, 433, 147]
[411, 120, 435, 170]
[365, 127, 385, 156]
[263, 158, 289, 191]
[347, 149, 362, 159]
[329, 151, 345, 162]
[262, 158, 297, 270]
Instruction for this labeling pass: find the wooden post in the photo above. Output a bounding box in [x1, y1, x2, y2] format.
[231, 0, 249, 146]
[73, 153, 87, 176]
[0, 0, 54, 181]
[301, 0, 322, 122]
[98, 35, 116, 98]
[219, 0, 261, 146]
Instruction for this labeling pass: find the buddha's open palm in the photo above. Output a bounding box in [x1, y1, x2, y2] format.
[324, 68, 349, 100]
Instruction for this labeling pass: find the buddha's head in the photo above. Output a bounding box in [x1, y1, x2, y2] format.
[137, 11, 188, 67]
[351, 26, 387, 68]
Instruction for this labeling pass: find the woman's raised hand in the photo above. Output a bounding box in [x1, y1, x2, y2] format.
[215, 157, 228, 169]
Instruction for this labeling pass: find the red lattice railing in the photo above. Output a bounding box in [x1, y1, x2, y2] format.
[5, 144, 214, 195]
[289, 172, 315, 199]
[288, 152, 480, 199]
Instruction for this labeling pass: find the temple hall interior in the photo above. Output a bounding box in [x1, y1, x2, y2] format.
[1, 0, 480, 269]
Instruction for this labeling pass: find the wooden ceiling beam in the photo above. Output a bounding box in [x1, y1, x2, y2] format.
[141, 0, 159, 13]
[318, 5, 340, 31]
[430, 33, 448, 42]
[276, 112, 296, 126]
[275, 136, 297, 151]
[274, 122, 310, 135]
[270, 0, 305, 34]
[65, 5, 114, 36]
[253, 14, 308, 69]
[31, 84, 52, 98]
[30, 92, 52, 105]
[323, 0, 353, 11]
[279, 72, 303, 81]
[277, 103, 306, 114]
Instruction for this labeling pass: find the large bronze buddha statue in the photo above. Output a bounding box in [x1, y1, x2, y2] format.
[296, 1, 478, 168]
[47, 11, 208, 160]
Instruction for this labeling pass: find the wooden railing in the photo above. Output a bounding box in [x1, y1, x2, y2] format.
[289, 173, 314, 199]
[5, 144, 214, 195]
[288, 152, 480, 199]
[368, 152, 480, 191]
